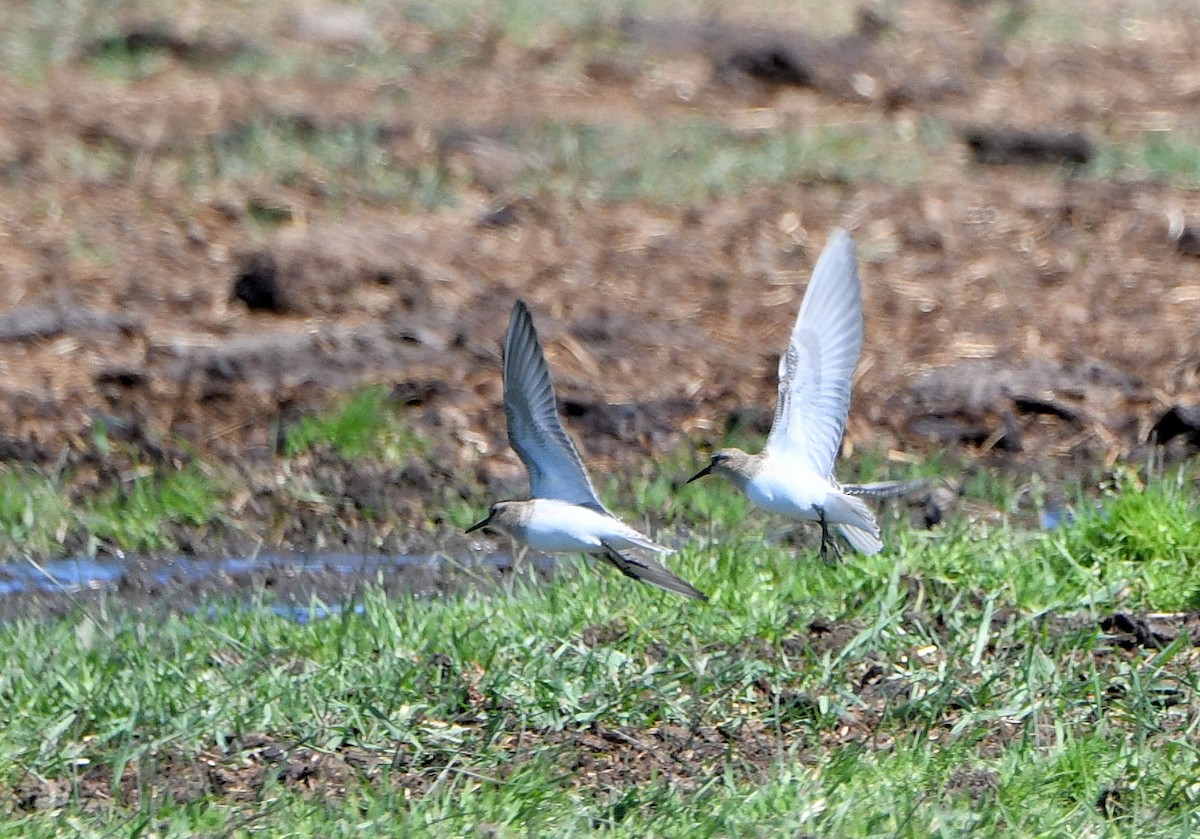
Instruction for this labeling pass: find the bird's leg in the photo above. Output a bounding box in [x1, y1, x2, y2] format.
[507, 537, 529, 580]
[817, 508, 841, 563]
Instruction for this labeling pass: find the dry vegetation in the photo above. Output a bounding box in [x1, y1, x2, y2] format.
[0, 0, 1197, 488]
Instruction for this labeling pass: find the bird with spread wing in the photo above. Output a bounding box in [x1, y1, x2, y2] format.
[468, 300, 707, 600]
[687, 228, 920, 558]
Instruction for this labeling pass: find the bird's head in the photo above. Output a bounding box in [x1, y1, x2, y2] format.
[465, 501, 523, 536]
[687, 448, 755, 489]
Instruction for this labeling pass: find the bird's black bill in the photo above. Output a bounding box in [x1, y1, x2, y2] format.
[465, 516, 491, 534]
[686, 464, 713, 484]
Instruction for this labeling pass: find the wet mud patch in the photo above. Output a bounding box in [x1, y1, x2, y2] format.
[0, 0, 1198, 613]
[0, 551, 558, 624]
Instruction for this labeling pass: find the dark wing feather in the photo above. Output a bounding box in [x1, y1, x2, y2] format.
[504, 300, 608, 512]
[599, 542, 708, 601]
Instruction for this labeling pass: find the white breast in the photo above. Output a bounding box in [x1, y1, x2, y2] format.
[745, 461, 832, 522]
[514, 499, 613, 553]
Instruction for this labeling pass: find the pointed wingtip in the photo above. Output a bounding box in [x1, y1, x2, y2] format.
[505, 298, 543, 369]
[508, 298, 532, 335]
[599, 544, 708, 601]
[803, 226, 863, 311]
[823, 227, 857, 262]
[652, 573, 709, 602]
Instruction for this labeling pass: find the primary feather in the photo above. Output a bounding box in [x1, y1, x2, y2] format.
[763, 229, 864, 477]
[503, 300, 608, 513]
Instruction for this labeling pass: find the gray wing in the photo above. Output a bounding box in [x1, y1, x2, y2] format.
[504, 300, 608, 512]
[763, 229, 865, 476]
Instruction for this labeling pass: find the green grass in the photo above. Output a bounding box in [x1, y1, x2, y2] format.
[0, 465, 1198, 834]
[0, 470, 72, 559]
[190, 116, 458, 210]
[282, 386, 425, 461]
[516, 118, 938, 203]
[969, 0, 1199, 43]
[0, 388, 430, 561]
[63, 110, 938, 217]
[82, 465, 224, 554]
[0, 463, 227, 559]
[1091, 130, 1200, 185]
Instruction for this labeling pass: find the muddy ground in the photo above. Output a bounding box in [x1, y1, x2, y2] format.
[3, 1, 1200, 818]
[1, 1, 1199, 581]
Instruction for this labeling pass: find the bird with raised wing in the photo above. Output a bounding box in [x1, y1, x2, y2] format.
[468, 300, 706, 600]
[687, 228, 914, 558]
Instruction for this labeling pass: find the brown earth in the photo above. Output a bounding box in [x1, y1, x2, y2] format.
[2, 1, 1199, 482]
[6, 1, 1200, 818]
[0, 1, 1199, 572]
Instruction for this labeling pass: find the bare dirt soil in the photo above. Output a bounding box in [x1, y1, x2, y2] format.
[2, 0, 1199, 495]
[0, 2, 1198, 586]
[4, 1, 1200, 815]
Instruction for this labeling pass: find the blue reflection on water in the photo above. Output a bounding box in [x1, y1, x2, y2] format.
[0, 557, 125, 596]
[268, 602, 368, 624]
[0, 551, 533, 622]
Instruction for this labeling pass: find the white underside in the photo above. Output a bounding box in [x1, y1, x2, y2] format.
[512, 498, 670, 554]
[745, 463, 837, 521]
[745, 459, 882, 554]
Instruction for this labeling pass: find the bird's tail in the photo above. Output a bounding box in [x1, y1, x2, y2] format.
[842, 478, 929, 499]
[618, 529, 676, 555]
[825, 492, 884, 555]
[599, 542, 707, 601]
[837, 522, 883, 555]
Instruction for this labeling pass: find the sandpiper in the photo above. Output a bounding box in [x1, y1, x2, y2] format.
[688, 228, 912, 558]
[468, 300, 707, 600]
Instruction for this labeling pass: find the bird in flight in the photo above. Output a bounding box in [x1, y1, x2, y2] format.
[687, 228, 916, 559]
[468, 300, 707, 600]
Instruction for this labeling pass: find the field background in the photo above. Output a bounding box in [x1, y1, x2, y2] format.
[1, 0, 1200, 834]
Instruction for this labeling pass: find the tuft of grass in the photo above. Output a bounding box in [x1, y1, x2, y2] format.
[1, 470, 1200, 834]
[83, 465, 223, 554]
[283, 386, 425, 461]
[192, 116, 457, 209]
[403, 0, 615, 47]
[1090, 130, 1200, 184]
[0, 468, 72, 559]
[516, 118, 937, 203]
[0, 463, 231, 561]
[1046, 470, 1200, 609]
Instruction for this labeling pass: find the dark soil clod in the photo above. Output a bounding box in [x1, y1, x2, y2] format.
[720, 42, 816, 87]
[1174, 225, 1200, 257]
[962, 127, 1095, 165]
[1149, 404, 1200, 447]
[232, 251, 285, 312]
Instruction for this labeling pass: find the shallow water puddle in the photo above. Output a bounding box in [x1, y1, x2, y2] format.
[0, 551, 549, 622]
